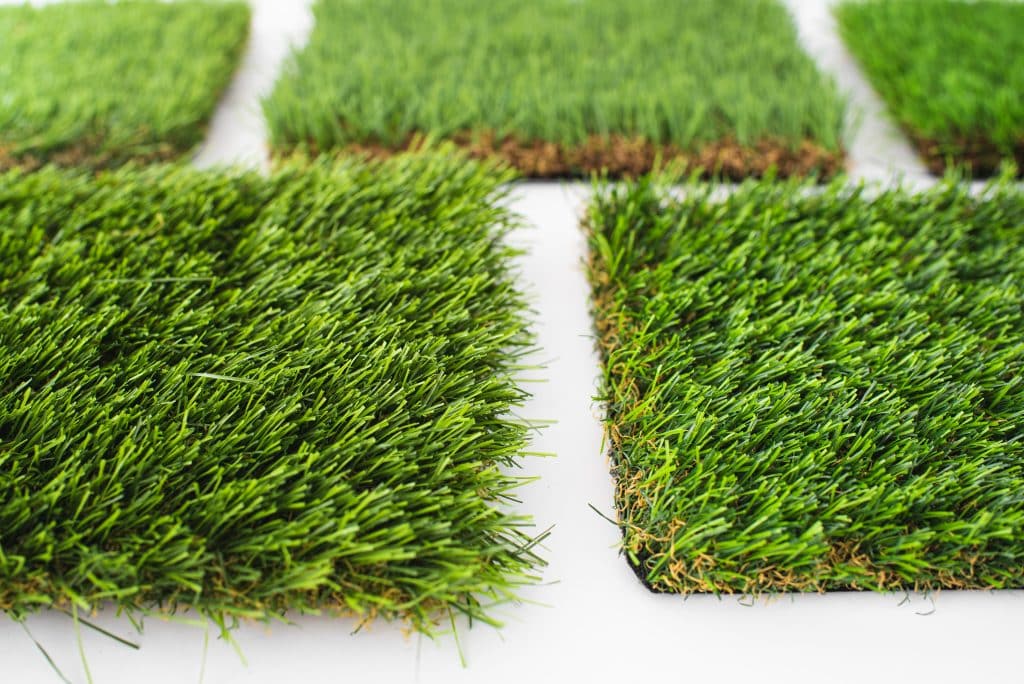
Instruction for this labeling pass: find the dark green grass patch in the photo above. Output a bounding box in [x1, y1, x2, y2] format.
[0, 1, 249, 170]
[264, 0, 846, 179]
[587, 176, 1024, 594]
[837, 0, 1024, 177]
[0, 153, 541, 631]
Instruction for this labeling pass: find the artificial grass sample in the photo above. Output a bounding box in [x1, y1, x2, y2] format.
[588, 177, 1024, 594]
[0, 154, 540, 631]
[265, 0, 846, 179]
[0, 0, 249, 170]
[837, 0, 1024, 177]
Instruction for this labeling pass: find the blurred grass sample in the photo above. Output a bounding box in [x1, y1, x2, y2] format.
[588, 176, 1024, 593]
[265, 0, 846, 178]
[0, 153, 541, 631]
[837, 0, 1024, 176]
[0, 1, 249, 169]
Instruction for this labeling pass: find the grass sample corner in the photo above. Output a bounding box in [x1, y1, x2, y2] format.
[837, 0, 1024, 177]
[588, 177, 1024, 593]
[0, 155, 540, 630]
[265, 0, 845, 179]
[0, 1, 249, 170]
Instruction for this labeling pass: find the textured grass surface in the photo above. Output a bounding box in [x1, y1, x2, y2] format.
[265, 0, 845, 176]
[588, 177, 1024, 594]
[837, 0, 1024, 176]
[0, 0, 249, 170]
[0, 154, 540, 631]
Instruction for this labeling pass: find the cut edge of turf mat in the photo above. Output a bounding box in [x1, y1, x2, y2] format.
[586, 171, 1024, 595]
[277, 132, 845, 182]
[0, 1, 250, 171]
[0, 148, 545, 636]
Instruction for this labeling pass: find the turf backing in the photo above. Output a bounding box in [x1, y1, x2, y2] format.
[836, 0, 1024, 177]
[0, 154, 540, 631]
[588, 177, 1024, 594]
[0, 0, 249, 170]
[264, 0, 846, 179]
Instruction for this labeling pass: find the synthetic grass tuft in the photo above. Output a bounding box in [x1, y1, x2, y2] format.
[587, 175, 1024, 594]
[0, 0, 249, 170]
[0, 153, 541, 631]
[265, 0, 845, 179]
[836, 0, 1024, 177]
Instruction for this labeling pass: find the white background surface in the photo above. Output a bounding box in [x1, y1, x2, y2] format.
[1, 1, 1022, 682]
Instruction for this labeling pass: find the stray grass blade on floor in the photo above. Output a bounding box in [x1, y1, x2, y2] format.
[265, 0, 845, 179]
[837, 0, 1024, 177]
[0, 154, 542, 632]
[0, 0, 249, 170]
[587, 175, 1024, 594]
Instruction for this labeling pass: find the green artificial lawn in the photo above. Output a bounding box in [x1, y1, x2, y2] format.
[837, 0, 1024, 177]
[588, 177, 1024, 594]
[0, 153, 541, 631]
[265, 0, 846, 178]
[0, 1, 249, 170]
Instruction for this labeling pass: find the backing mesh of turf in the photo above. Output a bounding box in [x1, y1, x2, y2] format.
[265, 0, 846, 179]
[0, 154, 542, 631]
[0, 0, 249, 170]
[836, 0, 1024, 178]
[587, 176, 1024, 594]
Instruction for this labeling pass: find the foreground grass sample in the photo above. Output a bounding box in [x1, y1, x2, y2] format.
[0, 155, 540, 630]
[265, 0, 845, 179]
[0, 1, 249, 170]
[837, 0, 1024, 177]
[588, 178, 1024, 593]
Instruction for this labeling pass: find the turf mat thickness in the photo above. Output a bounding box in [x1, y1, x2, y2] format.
[0, 155, 540, 629]
[265, 0, 845, 179]
[588, 178, 1024, 594]
[0, 0, 249, 170]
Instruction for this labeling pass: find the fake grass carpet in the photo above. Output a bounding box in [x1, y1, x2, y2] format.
[265, 0, 846, 179]
[587, 177, 1024, 594]
[837, 0, 1024, 177]
[0, 1, 249, 170]
[0, 155, 540, 631]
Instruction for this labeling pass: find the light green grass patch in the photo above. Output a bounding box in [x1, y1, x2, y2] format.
[837, 0, 1024, 176]
[588, 176, 1024, 594]
[265, 0, 845, 177]
[0, 153, 541, 632]
[0, 0, 249, 169]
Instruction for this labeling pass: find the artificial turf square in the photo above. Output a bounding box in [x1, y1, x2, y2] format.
[264, 0, 845, 179]
[587, 178, 1024, 594]
[837, 0, 1024, 177]
[0, 155, 540, 630]
[0, 0, 250, 170]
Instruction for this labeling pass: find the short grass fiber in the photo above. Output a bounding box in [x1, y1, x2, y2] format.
[0, 0, 249, 170]
[265, 0, 845, 178]
[836, 0, 1024, 177]
[0, 153, 541, 632]
[588, 175, 1024, 594]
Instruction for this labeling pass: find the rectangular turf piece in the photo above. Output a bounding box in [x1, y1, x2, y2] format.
[587, 178, 1024, 594]
[837, 0, 1024, 177]
[0, 0, 249, 170]
[264, 0, 845, 179]
[0, 155, 540, 630]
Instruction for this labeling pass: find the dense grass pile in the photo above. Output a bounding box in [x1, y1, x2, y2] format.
[588, 177, 1024, 594]
[0, 1, 249, 170]
[837, 0, 1024, 177]
[0, 154, 541, 631]
[265, 0, 845, 178]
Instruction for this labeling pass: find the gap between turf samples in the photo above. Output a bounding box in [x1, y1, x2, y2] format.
[586, 174, 1024, 595]
[0, 1, 250, 170]
[0, 152, 543, 634]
